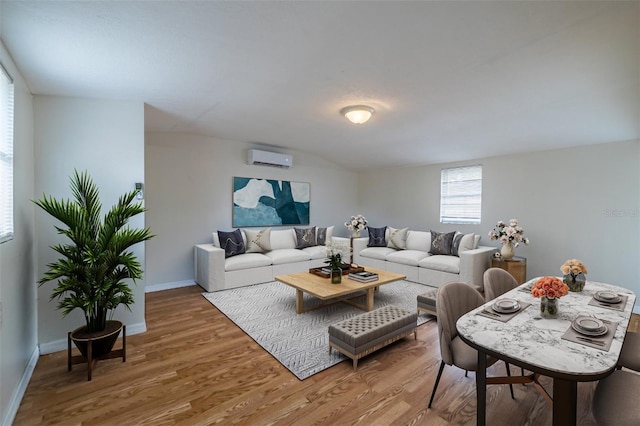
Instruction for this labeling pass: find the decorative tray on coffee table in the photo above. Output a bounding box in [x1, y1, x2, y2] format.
[309, 264, 365, 278]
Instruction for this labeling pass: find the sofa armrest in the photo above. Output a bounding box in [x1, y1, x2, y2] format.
[458, 246, 497, 292]
[194, 244, 226, 292]
[351, 237, 370, 265]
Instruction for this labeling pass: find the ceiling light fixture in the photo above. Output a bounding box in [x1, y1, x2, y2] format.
[340, 105, 374, 124]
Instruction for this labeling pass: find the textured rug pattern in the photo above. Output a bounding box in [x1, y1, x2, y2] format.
[202, 280, 435, 380]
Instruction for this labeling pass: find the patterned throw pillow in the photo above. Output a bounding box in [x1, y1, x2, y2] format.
[295, 226, 317, 248]
[244, 228, 272, 253]
[387, 227, 408, 249]
[367, 226, 387, 247]
[429, 230, 455, 255]
[451, 232, 476, 256]
[316, 227, 327, 245]
[217, 229, 246, 258]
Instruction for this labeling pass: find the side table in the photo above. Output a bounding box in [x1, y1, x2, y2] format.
[491, 256, 527, 284]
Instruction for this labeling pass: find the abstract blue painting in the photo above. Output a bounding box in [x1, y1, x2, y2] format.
[232, 177, 310, 227]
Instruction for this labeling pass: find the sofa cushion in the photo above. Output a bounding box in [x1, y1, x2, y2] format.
[451, 232, 475, 256]
[265, 248, 310, 265]
[429, 230, 455, 255]
[295, 226, 317, 248]
[218, 229, 246, 258]
[302, 245, 327, 260]
[386, 249, 430, 267]
[360, 246, 396, 261]
[368, 226, 387, 247]
[244, 228, 272, 253]
[271, 229, 297, 250]
[224, 252, 272, 271]
[419, 255, 460, 274]
[387, 227, 408, 250]
[406, 230, 431, 251]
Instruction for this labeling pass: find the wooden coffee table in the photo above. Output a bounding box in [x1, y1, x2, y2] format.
[275, 267, 406, 314]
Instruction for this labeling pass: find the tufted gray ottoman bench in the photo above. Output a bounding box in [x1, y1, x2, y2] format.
[328, 305, 417, 371]
[417, 289, 438, 317]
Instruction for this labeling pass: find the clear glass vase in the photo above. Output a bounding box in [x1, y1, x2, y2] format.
[540, 296, 559, 318]
[331, 268, 342, 284]
[563, 273, 586, 292]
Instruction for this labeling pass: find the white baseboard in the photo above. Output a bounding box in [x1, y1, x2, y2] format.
[38, 321, 147, 355]
[2, 345, 39, 426]
[145, 280, 196, 293]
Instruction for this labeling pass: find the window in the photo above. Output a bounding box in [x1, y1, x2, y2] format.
[0, 64, 14, 244]
[440, 165, 482, 224]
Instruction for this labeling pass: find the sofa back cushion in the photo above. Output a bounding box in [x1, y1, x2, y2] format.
[270, 229, 297, 250]
[406, 230, 431, 251]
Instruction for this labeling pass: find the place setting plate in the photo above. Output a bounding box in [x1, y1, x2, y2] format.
[492, 298, 521, 314]
[571, 316, 608, 336]
[594, 291, 622, 304]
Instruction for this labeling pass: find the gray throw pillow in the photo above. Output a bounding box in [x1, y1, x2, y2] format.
[367, 226, 387, 247]
[451, 232, 475, 256]
[429, 230, 455, 255]
[244, 228, 272, 253]
[451, 232, 464, 256]
[295, 226, 317, 248]
[217, 229, 245, 258]
[316, 227, 327, 245]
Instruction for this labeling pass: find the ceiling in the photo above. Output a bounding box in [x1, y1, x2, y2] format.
[1, 1, 638, 170]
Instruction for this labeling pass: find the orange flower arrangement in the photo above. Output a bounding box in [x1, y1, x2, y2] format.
[531, 276, 569, 300]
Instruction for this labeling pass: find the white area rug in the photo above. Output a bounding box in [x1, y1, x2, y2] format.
[202, 280, 435, 380]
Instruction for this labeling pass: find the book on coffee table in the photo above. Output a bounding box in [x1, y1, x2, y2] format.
[348, 271, 379, 282]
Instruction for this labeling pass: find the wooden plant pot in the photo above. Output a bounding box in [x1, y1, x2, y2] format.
[68, 320, 126, 381]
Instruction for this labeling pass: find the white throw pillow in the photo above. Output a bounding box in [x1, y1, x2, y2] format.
[387, 227, 409, 249]
[244, 228, 272, 253]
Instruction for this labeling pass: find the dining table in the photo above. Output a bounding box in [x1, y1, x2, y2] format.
[456, 277, 636, 426]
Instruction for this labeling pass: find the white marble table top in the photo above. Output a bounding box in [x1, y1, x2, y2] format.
[456, 278, 636, 378]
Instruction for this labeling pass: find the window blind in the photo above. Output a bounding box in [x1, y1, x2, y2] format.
[440, 165, 482, 225]
[0, 64, 14, 244]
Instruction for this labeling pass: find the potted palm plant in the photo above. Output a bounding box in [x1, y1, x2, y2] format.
[35, 170, 153, 361]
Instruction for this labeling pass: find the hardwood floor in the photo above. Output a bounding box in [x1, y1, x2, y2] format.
[15, 285, 638, 425]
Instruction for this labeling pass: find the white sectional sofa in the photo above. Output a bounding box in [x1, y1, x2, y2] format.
[194, 226, 335, 292]
[352, 228, 495, 290]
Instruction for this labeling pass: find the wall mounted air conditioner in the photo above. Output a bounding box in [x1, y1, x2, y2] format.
[247, 149, 292, 168]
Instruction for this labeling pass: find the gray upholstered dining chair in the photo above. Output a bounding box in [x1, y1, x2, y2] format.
[428, 281, 515, 408]
[483, 267, 518, 301]
[617, 331, 640, 372]
[592, 369, 640, 425]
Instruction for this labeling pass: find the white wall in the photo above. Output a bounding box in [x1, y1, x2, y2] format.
[358, 140, 640, 311]
[144, 132, 359, 288]
[33, 96, 146, 350]
[0, 41, 37, 426]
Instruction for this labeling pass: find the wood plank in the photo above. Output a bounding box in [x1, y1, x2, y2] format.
[14, 284, 636, 425]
